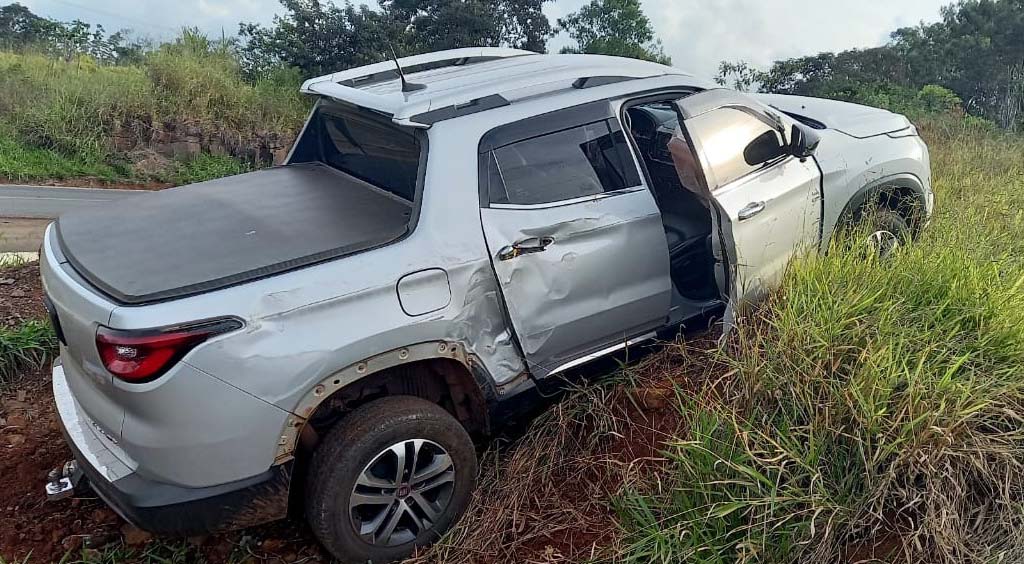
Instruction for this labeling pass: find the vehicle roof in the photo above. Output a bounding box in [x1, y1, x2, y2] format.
[301, 47, 704, 127]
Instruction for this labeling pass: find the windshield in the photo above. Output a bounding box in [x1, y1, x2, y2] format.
[293, 102, 423, 201]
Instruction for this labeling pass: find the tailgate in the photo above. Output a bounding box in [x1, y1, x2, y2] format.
[40, 225, 124, 442]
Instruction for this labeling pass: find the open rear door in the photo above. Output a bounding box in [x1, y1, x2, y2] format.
[665, 89, 823, 320]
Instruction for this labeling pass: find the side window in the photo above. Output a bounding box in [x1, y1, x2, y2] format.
[685, 108, 785, 188]
[488, 120, 641, 206]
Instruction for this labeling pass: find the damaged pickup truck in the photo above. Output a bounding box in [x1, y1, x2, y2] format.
[40, 48, 932, 562]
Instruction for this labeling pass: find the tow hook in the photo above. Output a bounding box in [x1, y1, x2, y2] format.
[45, 460, 85, 501]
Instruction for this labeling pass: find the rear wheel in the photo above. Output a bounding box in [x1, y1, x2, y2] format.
[305, 396, 477, 563]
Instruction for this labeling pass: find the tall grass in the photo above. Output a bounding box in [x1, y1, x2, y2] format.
[613, 119, 1024, 562]
[0, 33, 309, 183]
[0, 321, 56, 387]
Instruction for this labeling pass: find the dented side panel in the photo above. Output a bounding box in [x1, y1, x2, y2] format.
[479, 188, 672, 376]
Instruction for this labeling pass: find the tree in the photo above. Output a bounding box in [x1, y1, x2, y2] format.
[556, 0, 670, 64]
[730, 0, 1024, 130]
[239, 0, 395, 79]
[0, 2, 58, 49]
[0, 2, 142, 63]
[240, 0, 552, 79]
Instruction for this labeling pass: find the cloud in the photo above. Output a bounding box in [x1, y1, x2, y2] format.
[24, 0, 946, 78]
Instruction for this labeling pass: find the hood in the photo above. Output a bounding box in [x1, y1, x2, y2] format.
[55, 163, 412, 305]
[753, 93, 913, 139]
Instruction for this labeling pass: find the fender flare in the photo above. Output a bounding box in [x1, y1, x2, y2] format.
[272, 341, 497, 463]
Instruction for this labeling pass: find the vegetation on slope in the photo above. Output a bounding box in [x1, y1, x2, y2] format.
[0, 31, 307, 185]
[414, 118, 1024, 563]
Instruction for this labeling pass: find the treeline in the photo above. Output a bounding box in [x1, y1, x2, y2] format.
[718, 0, 1024, 130]
[4, 0, 1024, 132]
[0, 0, 669, 80]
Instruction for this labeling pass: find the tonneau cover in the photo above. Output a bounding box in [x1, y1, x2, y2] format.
[55, 163, 412, 304]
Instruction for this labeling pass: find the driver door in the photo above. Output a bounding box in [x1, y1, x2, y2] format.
[671, 90, 822, 304]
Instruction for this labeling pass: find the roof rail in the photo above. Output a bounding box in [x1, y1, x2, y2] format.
[302, 47, 535, 94]
[300, 47, 535, 119]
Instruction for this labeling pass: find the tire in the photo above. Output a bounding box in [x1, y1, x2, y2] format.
[859, 207, 910, 258]
[305, 396, 477, 563]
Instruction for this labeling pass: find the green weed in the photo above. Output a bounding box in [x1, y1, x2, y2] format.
[0, 321, 57, 387]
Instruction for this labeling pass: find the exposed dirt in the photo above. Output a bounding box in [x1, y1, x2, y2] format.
[0, 262, 46, 328]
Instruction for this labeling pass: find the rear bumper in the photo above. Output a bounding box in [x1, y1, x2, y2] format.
[53, 363, 292, 535]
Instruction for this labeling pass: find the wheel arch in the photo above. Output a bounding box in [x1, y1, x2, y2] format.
[273, 341, 495, 466]
[837, 173, 928, 236]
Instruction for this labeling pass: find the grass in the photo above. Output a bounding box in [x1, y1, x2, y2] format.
[0, 321, 56, 386]
[162, 153, 252, 185]
[0, 35, 308, 185]
[0, 124, 129, 182]
[616, 119, 1024, 563]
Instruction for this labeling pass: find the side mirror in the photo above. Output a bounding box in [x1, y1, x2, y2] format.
[790, 123, 821, 161]
[743, 130, 788, 166]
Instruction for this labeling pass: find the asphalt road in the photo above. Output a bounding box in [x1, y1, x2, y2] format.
[0, 185, 145, 252]
[0, 184, 146, 219]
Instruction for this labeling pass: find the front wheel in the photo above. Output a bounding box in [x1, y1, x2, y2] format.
[860, 207, 910, 259]
[305, 396, 478, 563]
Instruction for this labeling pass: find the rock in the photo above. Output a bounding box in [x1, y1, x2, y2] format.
[10, 290, 25, 298]
[159, 140, 201, 159]
[130, 151, 172, 177]
[5, 414, 27, 427]
[121, 524, 152, 545]
[0, 279, 14, 285]
[5, 434, 25, 447]
[273, 147, 290, 166]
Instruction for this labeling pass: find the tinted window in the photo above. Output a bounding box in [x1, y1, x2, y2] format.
[309, 106, 422, 201]
[489, 120, 641, 205]
[685, 108, 784, 188]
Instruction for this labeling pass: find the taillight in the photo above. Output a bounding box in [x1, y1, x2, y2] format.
[96, 318, 242, 383]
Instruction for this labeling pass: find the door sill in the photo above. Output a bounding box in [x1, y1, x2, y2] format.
[546, 332, 657, 377]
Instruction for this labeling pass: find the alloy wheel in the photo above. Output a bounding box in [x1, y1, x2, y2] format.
[867, 229, 901, 259]
[348, 439, 456, 547]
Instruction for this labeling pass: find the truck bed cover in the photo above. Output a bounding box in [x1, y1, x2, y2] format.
[55, 163, 412, 305]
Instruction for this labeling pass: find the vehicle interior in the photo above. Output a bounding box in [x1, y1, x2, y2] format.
[624, 100, 721, 323]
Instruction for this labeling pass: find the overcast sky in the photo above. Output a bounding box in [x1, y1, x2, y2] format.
[19, 0, 947, 78]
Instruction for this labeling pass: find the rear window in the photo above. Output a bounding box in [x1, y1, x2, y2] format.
[293, 103, 423, 201]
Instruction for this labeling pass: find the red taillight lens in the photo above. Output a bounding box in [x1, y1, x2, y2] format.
[96, 319, 241, 383]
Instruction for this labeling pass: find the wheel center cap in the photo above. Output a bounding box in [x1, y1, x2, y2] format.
[396, 484, 412, 498]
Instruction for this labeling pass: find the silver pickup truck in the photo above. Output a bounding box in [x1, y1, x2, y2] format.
[41, 48, 932, 562]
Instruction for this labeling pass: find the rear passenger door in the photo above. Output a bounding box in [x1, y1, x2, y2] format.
[478, 103, 672, 379]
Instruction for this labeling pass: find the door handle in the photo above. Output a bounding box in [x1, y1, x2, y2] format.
[737, 201, 767, 221]
[497, 236, 554, 261]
